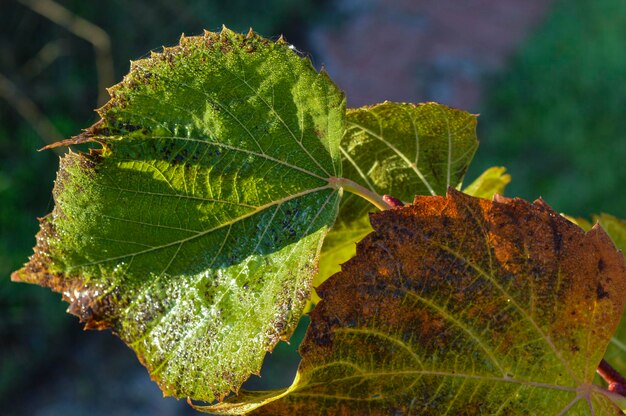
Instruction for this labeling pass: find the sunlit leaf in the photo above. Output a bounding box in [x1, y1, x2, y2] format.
[11, 28, 345, 402]
[241, 190, 626, 415]
[463, 166, 511, 199]
[190, 375, 299, 414]
[315, 103, 479, 301]
[316, 216, 372, 299]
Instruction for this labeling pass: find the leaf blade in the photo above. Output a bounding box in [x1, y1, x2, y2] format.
[315, 102, 479, 299]
[573, 214, 626, 383]
[249, 190, 626, 415]
[12, 29, 345, 402]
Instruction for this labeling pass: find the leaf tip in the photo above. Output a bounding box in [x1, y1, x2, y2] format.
[220, 24, 234, 36]
[38, 141, 64, 151]
[277, 34, 287, 44]
[246, 27, 255, 39]
[533, 197, 554, 211]
[318, 65, 335, 82]
[10, 268, 25, 283]
[37, 126, 97, 150]
[588, 221, 615, 244]
[493, 193, 509, 203]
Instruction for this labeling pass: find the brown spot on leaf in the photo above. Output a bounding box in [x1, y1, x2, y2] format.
[11, 215, 118, 331]
[597, 283, 610, 300]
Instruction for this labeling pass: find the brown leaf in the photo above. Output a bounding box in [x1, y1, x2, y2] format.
[245, 189, 626, 415]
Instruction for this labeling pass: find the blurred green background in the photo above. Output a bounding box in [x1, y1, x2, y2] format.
[1, 0, 625, 414]
[469, 0, 626, 218]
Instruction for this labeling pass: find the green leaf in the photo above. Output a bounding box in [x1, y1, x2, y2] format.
[234, 190, 626, 415]
[190, 376, 299, 414]
[463, 166, 511, 199]
[11, 28, 345, 402]
[315, 102, 479, 300]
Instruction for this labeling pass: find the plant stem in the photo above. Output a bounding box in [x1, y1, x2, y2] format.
[383, 194, 404, 207]
[328, 177, 391, 211]
[598, 359, 626, 396]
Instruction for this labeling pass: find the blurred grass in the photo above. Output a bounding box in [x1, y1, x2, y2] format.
[470, 0, 626, 218]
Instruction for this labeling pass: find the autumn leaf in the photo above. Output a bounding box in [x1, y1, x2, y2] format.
[11, 28, 345, 402]
[316, 103, 479, 300]
[225, 190, 626, 415]
[595, 215, 626, 391]
[592, 215, 626, 254]
[569, 214, 626, 385]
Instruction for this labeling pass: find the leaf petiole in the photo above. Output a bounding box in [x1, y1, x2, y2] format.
[598, 359, 626, 397]
[328, 177, 392, 211]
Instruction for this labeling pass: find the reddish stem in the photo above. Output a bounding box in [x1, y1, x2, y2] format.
[382, 195, 404, 208]
[598, 359, 626, 396]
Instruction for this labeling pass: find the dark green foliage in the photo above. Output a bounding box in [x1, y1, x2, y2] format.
[471, 0, 626, 217]
[0, 122, 67, 398]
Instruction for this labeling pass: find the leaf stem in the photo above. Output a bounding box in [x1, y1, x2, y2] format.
[598, 359, 626, 396]
[328, 177, 391, 211]
[383, 194, 405, 208]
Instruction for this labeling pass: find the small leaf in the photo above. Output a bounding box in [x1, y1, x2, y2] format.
[246, 190, 626, 415]
[463, 166, 511, 199]
[316, 103, 479, 300]
[11, 29, 345, 402]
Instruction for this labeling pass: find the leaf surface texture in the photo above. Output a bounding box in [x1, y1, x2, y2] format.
[12, 29, 345, 402]
[316, 103, 479, 296]
[572, 214, 626, 383]
[244, 190, 626, 415]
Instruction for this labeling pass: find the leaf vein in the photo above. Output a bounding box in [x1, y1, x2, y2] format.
[346, 120, 436, 196]
[434, 242, 579, 384]
[402, 288, 507, 376]
[68, 184, 332, 270]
